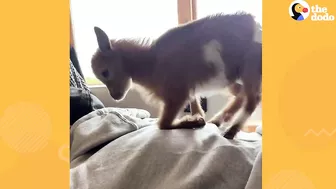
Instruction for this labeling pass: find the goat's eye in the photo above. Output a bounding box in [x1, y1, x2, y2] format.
[101, 70, 109, 78]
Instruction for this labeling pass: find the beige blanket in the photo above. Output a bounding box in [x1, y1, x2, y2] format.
[70, 108, 262, 189]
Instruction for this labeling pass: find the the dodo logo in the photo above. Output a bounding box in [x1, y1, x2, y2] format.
[289, 0, 310, 21]
[289, 0, 335, 21]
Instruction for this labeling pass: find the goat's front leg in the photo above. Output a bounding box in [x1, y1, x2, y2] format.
[159, 95, 205, 130]
[189, 96, 206, 122]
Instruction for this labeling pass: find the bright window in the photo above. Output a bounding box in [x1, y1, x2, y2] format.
[196, 0, 262, 25]
[70, 0, 178, 85]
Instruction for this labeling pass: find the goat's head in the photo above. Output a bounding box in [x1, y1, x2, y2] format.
[91, 26, 132, 101]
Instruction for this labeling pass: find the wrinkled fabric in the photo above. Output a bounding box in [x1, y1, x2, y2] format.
[70, 108, 262, 189]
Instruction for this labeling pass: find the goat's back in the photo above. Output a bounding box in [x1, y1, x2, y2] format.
[150, 12, 258, 96]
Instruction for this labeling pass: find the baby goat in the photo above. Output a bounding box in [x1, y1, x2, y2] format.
[91, 12, 262, 139]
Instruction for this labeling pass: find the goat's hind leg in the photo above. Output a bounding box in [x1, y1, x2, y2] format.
[223, 42, 261, 139]
[208, 83, 244, 127]
[223, 92, 259, 139]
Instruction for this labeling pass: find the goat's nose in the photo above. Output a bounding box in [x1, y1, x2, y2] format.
[111, 91, 123, 100]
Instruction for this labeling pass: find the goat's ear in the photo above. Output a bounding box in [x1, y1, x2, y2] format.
[94, 26, 112, 52]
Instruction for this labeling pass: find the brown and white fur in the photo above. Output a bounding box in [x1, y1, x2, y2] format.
[91, 12, 262, 139]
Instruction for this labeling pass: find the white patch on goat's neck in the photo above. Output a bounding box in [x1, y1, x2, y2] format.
[203, 40, 223, 66]
[194, 40, 229, 97]
[236, 79, 243, 85]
